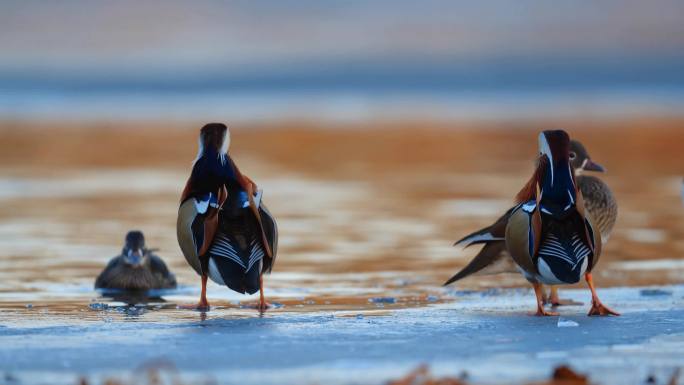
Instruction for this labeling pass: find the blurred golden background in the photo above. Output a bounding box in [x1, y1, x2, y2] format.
[0, 1, 683, 315]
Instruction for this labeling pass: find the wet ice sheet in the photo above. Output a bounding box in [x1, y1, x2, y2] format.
[1, 285, 683, 385]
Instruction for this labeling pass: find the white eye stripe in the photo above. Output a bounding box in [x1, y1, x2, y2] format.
[538, 133, 554, 186]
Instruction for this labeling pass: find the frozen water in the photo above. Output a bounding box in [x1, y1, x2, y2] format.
[1, 285, 683, 385]
[557, 318, 580, 328]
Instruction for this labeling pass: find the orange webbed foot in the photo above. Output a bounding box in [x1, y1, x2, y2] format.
[588, 300, 620, 316]
[258, 300, 272, 313]
[246, 301, 272, 312]
[533, 283, 559, 316]
[584, 273, 619, 316]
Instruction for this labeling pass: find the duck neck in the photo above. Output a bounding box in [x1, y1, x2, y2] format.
[540, 160, 577, 218]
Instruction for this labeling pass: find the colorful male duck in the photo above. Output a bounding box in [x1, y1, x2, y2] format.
[445, 131, 618, 316]
[176, 123, 278, 312]
[444, 139, 617, 306]
[95, 230, 177, 291]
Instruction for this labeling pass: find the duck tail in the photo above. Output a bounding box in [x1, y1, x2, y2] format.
[453, 205, 515, 248]
[444, 242, 507, 286]
[453, 226, 503, 248]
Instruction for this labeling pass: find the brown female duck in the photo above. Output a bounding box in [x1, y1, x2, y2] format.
[95, 230, 177, 291]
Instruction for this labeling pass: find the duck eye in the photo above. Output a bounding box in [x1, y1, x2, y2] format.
[569, 152, 577, 160]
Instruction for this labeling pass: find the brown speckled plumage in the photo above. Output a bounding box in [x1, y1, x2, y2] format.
[577, 174, 617, 241]
[95, 254, 177, 290]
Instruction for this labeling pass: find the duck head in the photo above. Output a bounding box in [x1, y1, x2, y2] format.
[537, 130, 578, 218]
[194, 123, 230, 165]
[570, 140, 605, 174]
[122, 230, 148, 267]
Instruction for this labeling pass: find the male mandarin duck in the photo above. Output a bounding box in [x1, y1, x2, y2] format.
[176, 123, 278, 312]
[444, 139, 617, 306]
[95, 230, 177, 291]
[445, 131, 618, 316]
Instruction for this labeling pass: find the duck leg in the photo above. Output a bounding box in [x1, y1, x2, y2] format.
[197, 273, 210, 310]
[179, 273, 210, 311]
[258, 273, 272, 312]
[533, 283, 559, 316]
[585, 273, 619, 316]
[546, 286, 583, 307]
[179, 254, 211, 311]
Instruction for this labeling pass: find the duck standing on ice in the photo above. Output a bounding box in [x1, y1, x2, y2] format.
[445, 139, 617, 307]
[447, 130, 617, 316]
[95, 230, 177, 291]
[177, 123, 278, 311]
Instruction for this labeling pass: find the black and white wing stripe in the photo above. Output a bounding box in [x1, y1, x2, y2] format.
[206, 229, 266, 294]
[210, 233, 246, 269]
[538, 233, 591, 267]
[246, 238, 265, 273]
[537, 231, 591, 284]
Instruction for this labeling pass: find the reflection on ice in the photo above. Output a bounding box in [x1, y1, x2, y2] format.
[613, 259, 684, 271]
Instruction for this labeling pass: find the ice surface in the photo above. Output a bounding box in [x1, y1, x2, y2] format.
[1, 285, 683, 385]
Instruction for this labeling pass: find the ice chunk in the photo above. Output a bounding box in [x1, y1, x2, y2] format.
[557, 318, 579, 327]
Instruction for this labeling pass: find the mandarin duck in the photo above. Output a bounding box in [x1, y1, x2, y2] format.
[176, 123, 278, 312]
[445, 131, 617, 316]
[444, 139, 617, 306]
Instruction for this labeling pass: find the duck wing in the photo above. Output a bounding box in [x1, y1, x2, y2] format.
[505, 201, 542, 278]
[259, 202, 279, 273]
[577, 175, 617, 240]
[453, 205, 515, 247]
[149, 254, 177, 289]
[444, 205, 518, 286]
[575, 187, 603, 272]
[94, 256, 122, 289]
[443, 242, 511, 286]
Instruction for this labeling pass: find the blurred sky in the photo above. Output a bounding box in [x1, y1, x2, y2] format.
[1, 0, 684, 120]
